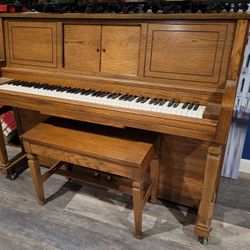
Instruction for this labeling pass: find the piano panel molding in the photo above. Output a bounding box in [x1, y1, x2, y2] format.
[145, 23, 235, 86]
[5, 21, 57, 68]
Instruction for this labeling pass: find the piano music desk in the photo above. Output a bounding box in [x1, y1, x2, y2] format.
[21, 118, 160, 239]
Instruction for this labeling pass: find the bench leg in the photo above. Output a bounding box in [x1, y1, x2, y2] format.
[150, 157, 159, 204]
[27, 154, 45, 205]
[132, 181, 143, 239]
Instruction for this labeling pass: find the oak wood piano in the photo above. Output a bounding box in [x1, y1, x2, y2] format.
[0, 12, 248, 243]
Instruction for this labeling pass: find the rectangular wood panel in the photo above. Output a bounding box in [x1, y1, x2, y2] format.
[7, 21, 57, 68]
[145, 23, 234, 86]
[101, 25, 141, 75]
[64, 25, 101, 72]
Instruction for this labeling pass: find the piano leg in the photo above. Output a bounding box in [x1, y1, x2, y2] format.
[0, 126, 8, 167]
[132, 180, 143, 239]
[27, 153, 45, 205]
[150, 156, 159, 204]
[194, 144, 222, 244]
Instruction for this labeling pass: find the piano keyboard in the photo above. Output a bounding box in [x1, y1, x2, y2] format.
[0, 80, 206, 119]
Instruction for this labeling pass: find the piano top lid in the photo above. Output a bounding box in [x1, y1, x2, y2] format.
[0, 12, 250, 20]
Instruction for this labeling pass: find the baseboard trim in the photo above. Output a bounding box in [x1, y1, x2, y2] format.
[239, 159, 250, 174]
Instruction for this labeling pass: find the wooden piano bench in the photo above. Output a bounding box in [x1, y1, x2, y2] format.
[21, 118, 160, 239]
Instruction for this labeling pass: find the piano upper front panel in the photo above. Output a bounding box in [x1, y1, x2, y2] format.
[100, 25, 141, 75]
[64, 24, 101, 72]
[145, 22, 235, 87]
[64, 24, 141, 76]
[1, 19, 235, 104]
[6, 21, 58, 68]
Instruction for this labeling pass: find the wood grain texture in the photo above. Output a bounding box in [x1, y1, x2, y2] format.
[158, 135, 209, 208]
[194, 144, 222, 238]
[145, 23, 234, 86]
[64, 25, 101, 72]
[26, 153, 45, 205]
[229, 19, 249, 80]
[101, 25, 140, 75]
[215, 80, 238, 144]
[1, 67, 223, 104]
[21, 118, 157, 169]
[0, 125, 8, 166]
[6, 21, 57, 68]
[0, 18, 5, 60]
[21, 117, 159, 239]
[0, 167, 249, 249]
[0, 15, 248, 241]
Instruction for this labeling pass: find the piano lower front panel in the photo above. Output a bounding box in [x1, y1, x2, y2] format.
[16, 108, 211, 209]
[158, 135, 210, 208]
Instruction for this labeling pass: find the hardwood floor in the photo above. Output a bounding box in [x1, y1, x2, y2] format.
[0, 151, 249, 249]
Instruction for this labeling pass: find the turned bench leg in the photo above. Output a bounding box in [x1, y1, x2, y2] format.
[150, 157, 159, 204]
[27, 153, 45, 205]
[132, 181, 143, 239]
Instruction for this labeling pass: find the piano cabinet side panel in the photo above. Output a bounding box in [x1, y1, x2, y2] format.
[158, 134, 209, 208]
[0, 18, 5, 61]
[14, 108, 56, 167]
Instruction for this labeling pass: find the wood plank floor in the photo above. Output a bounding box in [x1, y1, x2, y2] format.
[0, 148, 249, 249]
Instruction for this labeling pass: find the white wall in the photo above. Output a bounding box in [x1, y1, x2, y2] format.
[239, 159, 250, 174]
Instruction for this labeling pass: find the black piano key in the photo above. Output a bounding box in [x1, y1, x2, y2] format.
[72, 88, 82, 94]
[167, 100, 175, 107]
[194, 104, 199, 111]
[80, 89, 89, 95]
[41, 84, 51, 89]
[35, 84, 45, 89]
[70, 88, 79, 94]
[41, 84, 50, 89]
[8, 80, 19, 85]
[119, 94, 128, 100]
[107, 93, 116, 99]
[141, 97, 149, 103]
[84, 90, 95, 96]
[92, 91, 102, 97]
[188, 103, 194, 110]
[100, 92, 110, 98]
[128, 96, 137, 102]
[95, 91, 104, 97]
[182, 103, 189, 109]
[153, 99, 162, 105]
[14, 81, 23, 86]
[67, 88, 77, 93]
[173, 101, 180, 108]
[149, 98, 156, 104]
[123, 95, 132, 101]
[136, 96, 144, 103]
[24, 82, 32, 87]
[112, 93, 122, 99]
[48, 85, 58, 90]
[159, 100, 167, 106]
[58, 86, 70, 92]
[33, 83, 42, 88]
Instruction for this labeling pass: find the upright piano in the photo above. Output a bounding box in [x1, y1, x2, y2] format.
[0, 12, 248, 242]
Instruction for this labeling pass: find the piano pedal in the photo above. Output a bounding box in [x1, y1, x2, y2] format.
[106, 175, 112, 181]
[94, 171, 100, 179]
